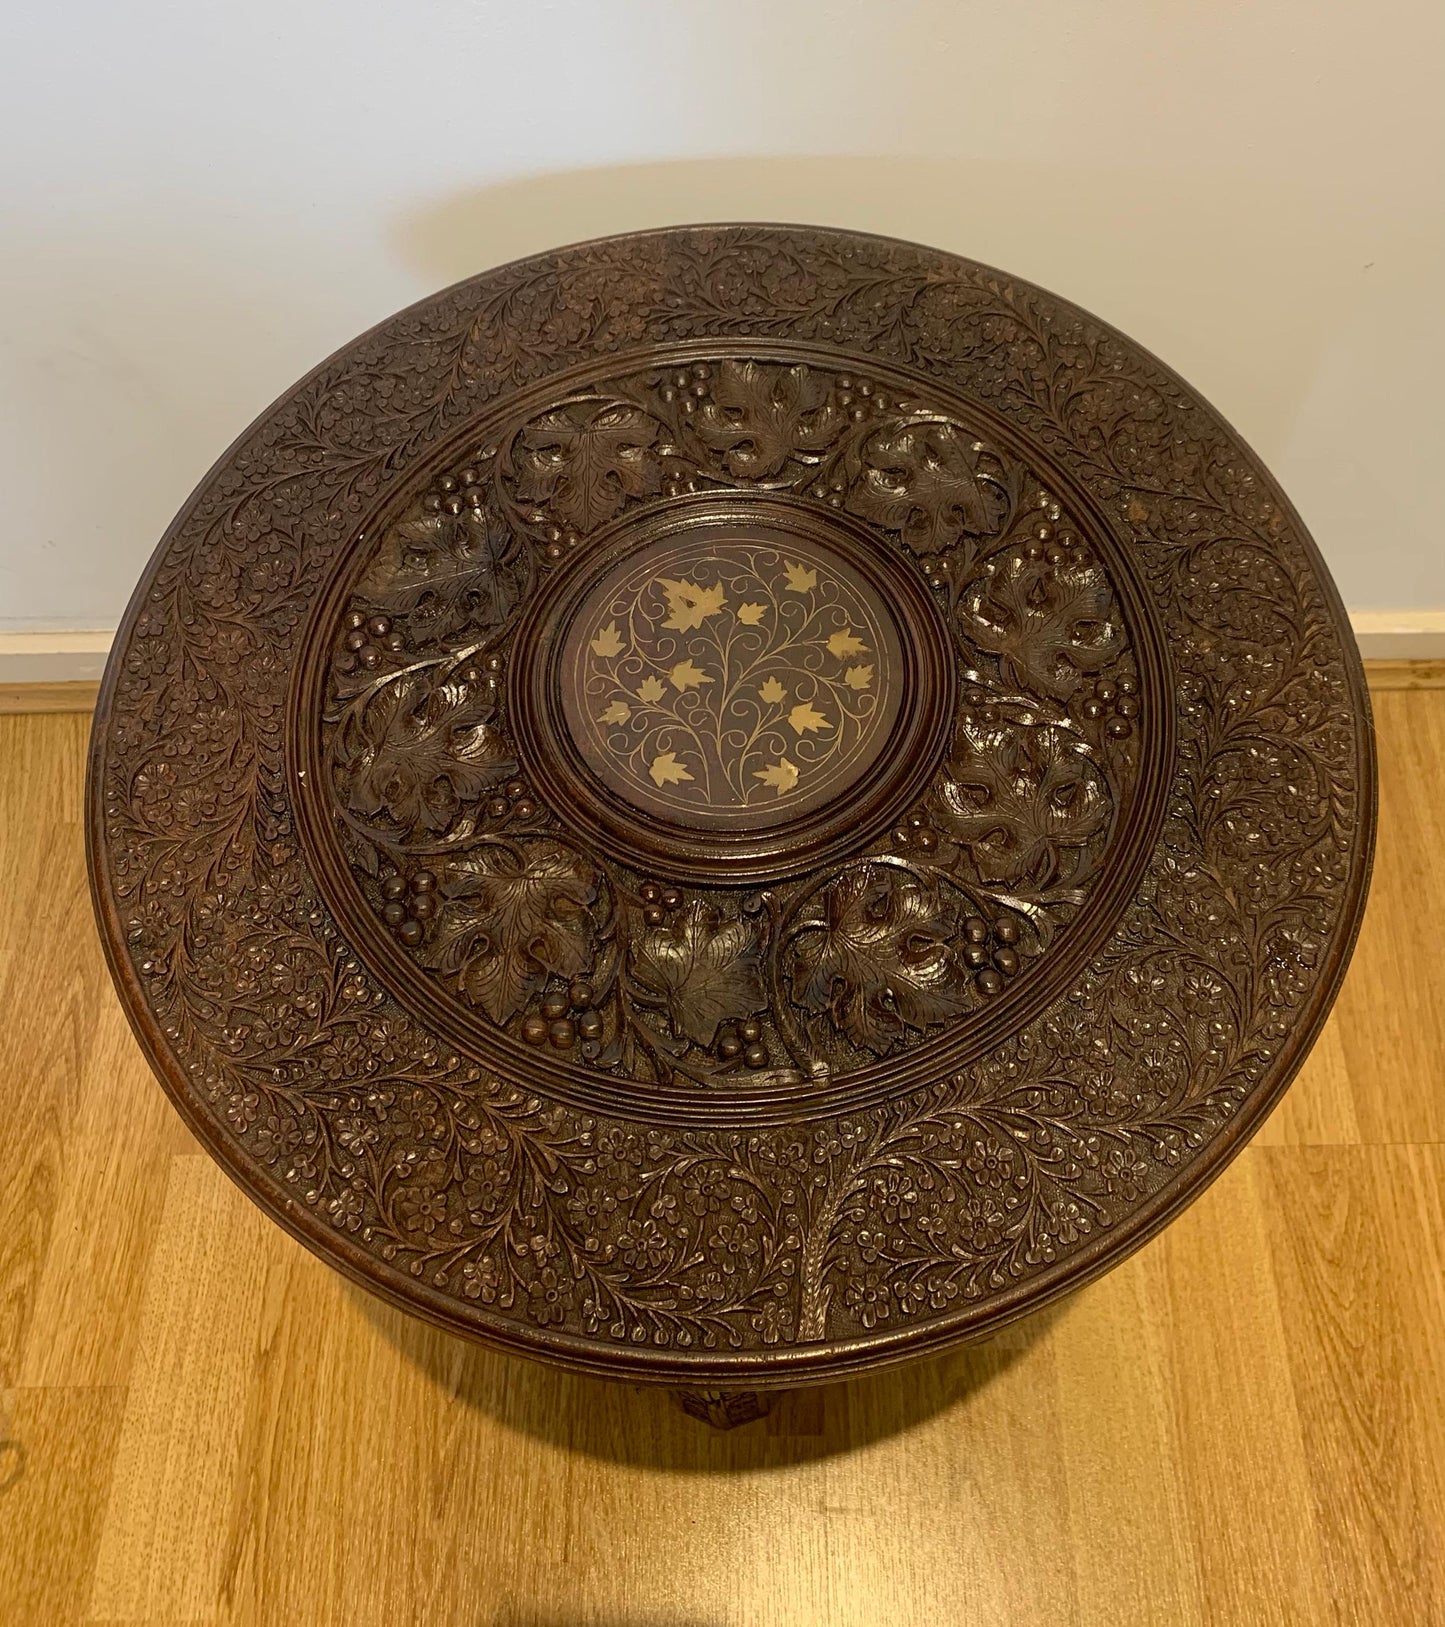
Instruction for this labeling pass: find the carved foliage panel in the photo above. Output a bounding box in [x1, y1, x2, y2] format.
[93, 228, 1368, 1369]
[316, 353, 1148, 1090]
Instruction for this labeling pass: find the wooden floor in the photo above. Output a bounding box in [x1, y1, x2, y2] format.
[2, 694, 1443, 1627]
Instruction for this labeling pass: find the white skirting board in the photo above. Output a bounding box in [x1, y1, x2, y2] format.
[1348, 612, 1445, 661]
[2, 616, 1445, 683]
[0, 631, 116, 683]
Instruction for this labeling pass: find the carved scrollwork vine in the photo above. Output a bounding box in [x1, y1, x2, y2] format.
[92, 228, 1369, 1369]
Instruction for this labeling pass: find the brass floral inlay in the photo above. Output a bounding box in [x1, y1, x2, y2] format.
[561, 533, 904, 828]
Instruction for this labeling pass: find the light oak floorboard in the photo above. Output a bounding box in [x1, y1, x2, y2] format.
[0, 681, 101, 715]
[0, 701, 1441, 1626]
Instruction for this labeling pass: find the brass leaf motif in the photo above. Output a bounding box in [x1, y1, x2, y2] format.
[826, 629, 868, 659]
[788, 702, 830, 736]
[658, 578, 727, 632]
[649, 752, 693, 787]
[668, 659, 712, 692]
[754, 759, 799, 795]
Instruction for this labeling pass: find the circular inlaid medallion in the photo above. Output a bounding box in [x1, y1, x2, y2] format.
[511, 495, 954, 881]
[563, 527, 902, 829]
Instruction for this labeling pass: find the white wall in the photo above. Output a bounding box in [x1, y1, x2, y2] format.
[2, 0, 1441, 636]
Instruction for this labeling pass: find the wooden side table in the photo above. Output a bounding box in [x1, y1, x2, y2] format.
[88, 227, 1374, 1420]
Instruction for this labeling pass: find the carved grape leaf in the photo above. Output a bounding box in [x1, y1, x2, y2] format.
[848, 422, 1001, 555]
[425, 841, 597, 1024]
[598, 700, 631, 725]
[659, 579, 726, 632]
[961, 552, 1121, 701]
[636, 675, 666, 704]
[789, 867, 968, 1051]
[695, 360, 840, 478]
[759, 677, 788, 705]
[783, 561, 817, 593]
[843, 665, 873, 690]
[630, 901, 765, 1046]
[355, 508, 512, 641]
[342, 673, 516, 835]
[516, 402, 662, 532]
[737, 602, 767, 625]
[934, 720, 1110, 889]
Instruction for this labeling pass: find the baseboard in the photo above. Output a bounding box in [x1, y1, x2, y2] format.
[3, 617, 1444, 711]
[1349, 611, 1445, 661]
[1360, 660, 1445, 691]
[0, 631, 114, 683]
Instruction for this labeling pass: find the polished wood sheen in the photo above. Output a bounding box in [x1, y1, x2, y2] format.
[85, 229, 1373, 1399]
[1, 704, 1441, 1623]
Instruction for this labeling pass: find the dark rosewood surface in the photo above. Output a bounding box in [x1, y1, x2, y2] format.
[88, 227, 1374, 1389]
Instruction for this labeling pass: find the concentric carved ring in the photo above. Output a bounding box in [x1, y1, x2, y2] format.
[290, 344, 1172, 1125]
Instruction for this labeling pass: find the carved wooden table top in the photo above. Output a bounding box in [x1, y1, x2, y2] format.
[88, 226, 1375, 1402]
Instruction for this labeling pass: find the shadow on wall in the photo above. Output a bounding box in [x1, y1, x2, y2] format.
[387, 152, 1384, 465]
[348, 1276, 1069, 1475]
[4, 153, 1427, 627]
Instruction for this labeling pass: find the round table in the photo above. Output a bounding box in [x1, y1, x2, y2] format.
[88, 227, 1374, 1426]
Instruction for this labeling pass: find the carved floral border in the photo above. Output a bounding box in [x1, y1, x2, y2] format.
[91, 227, 1371, 1374]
